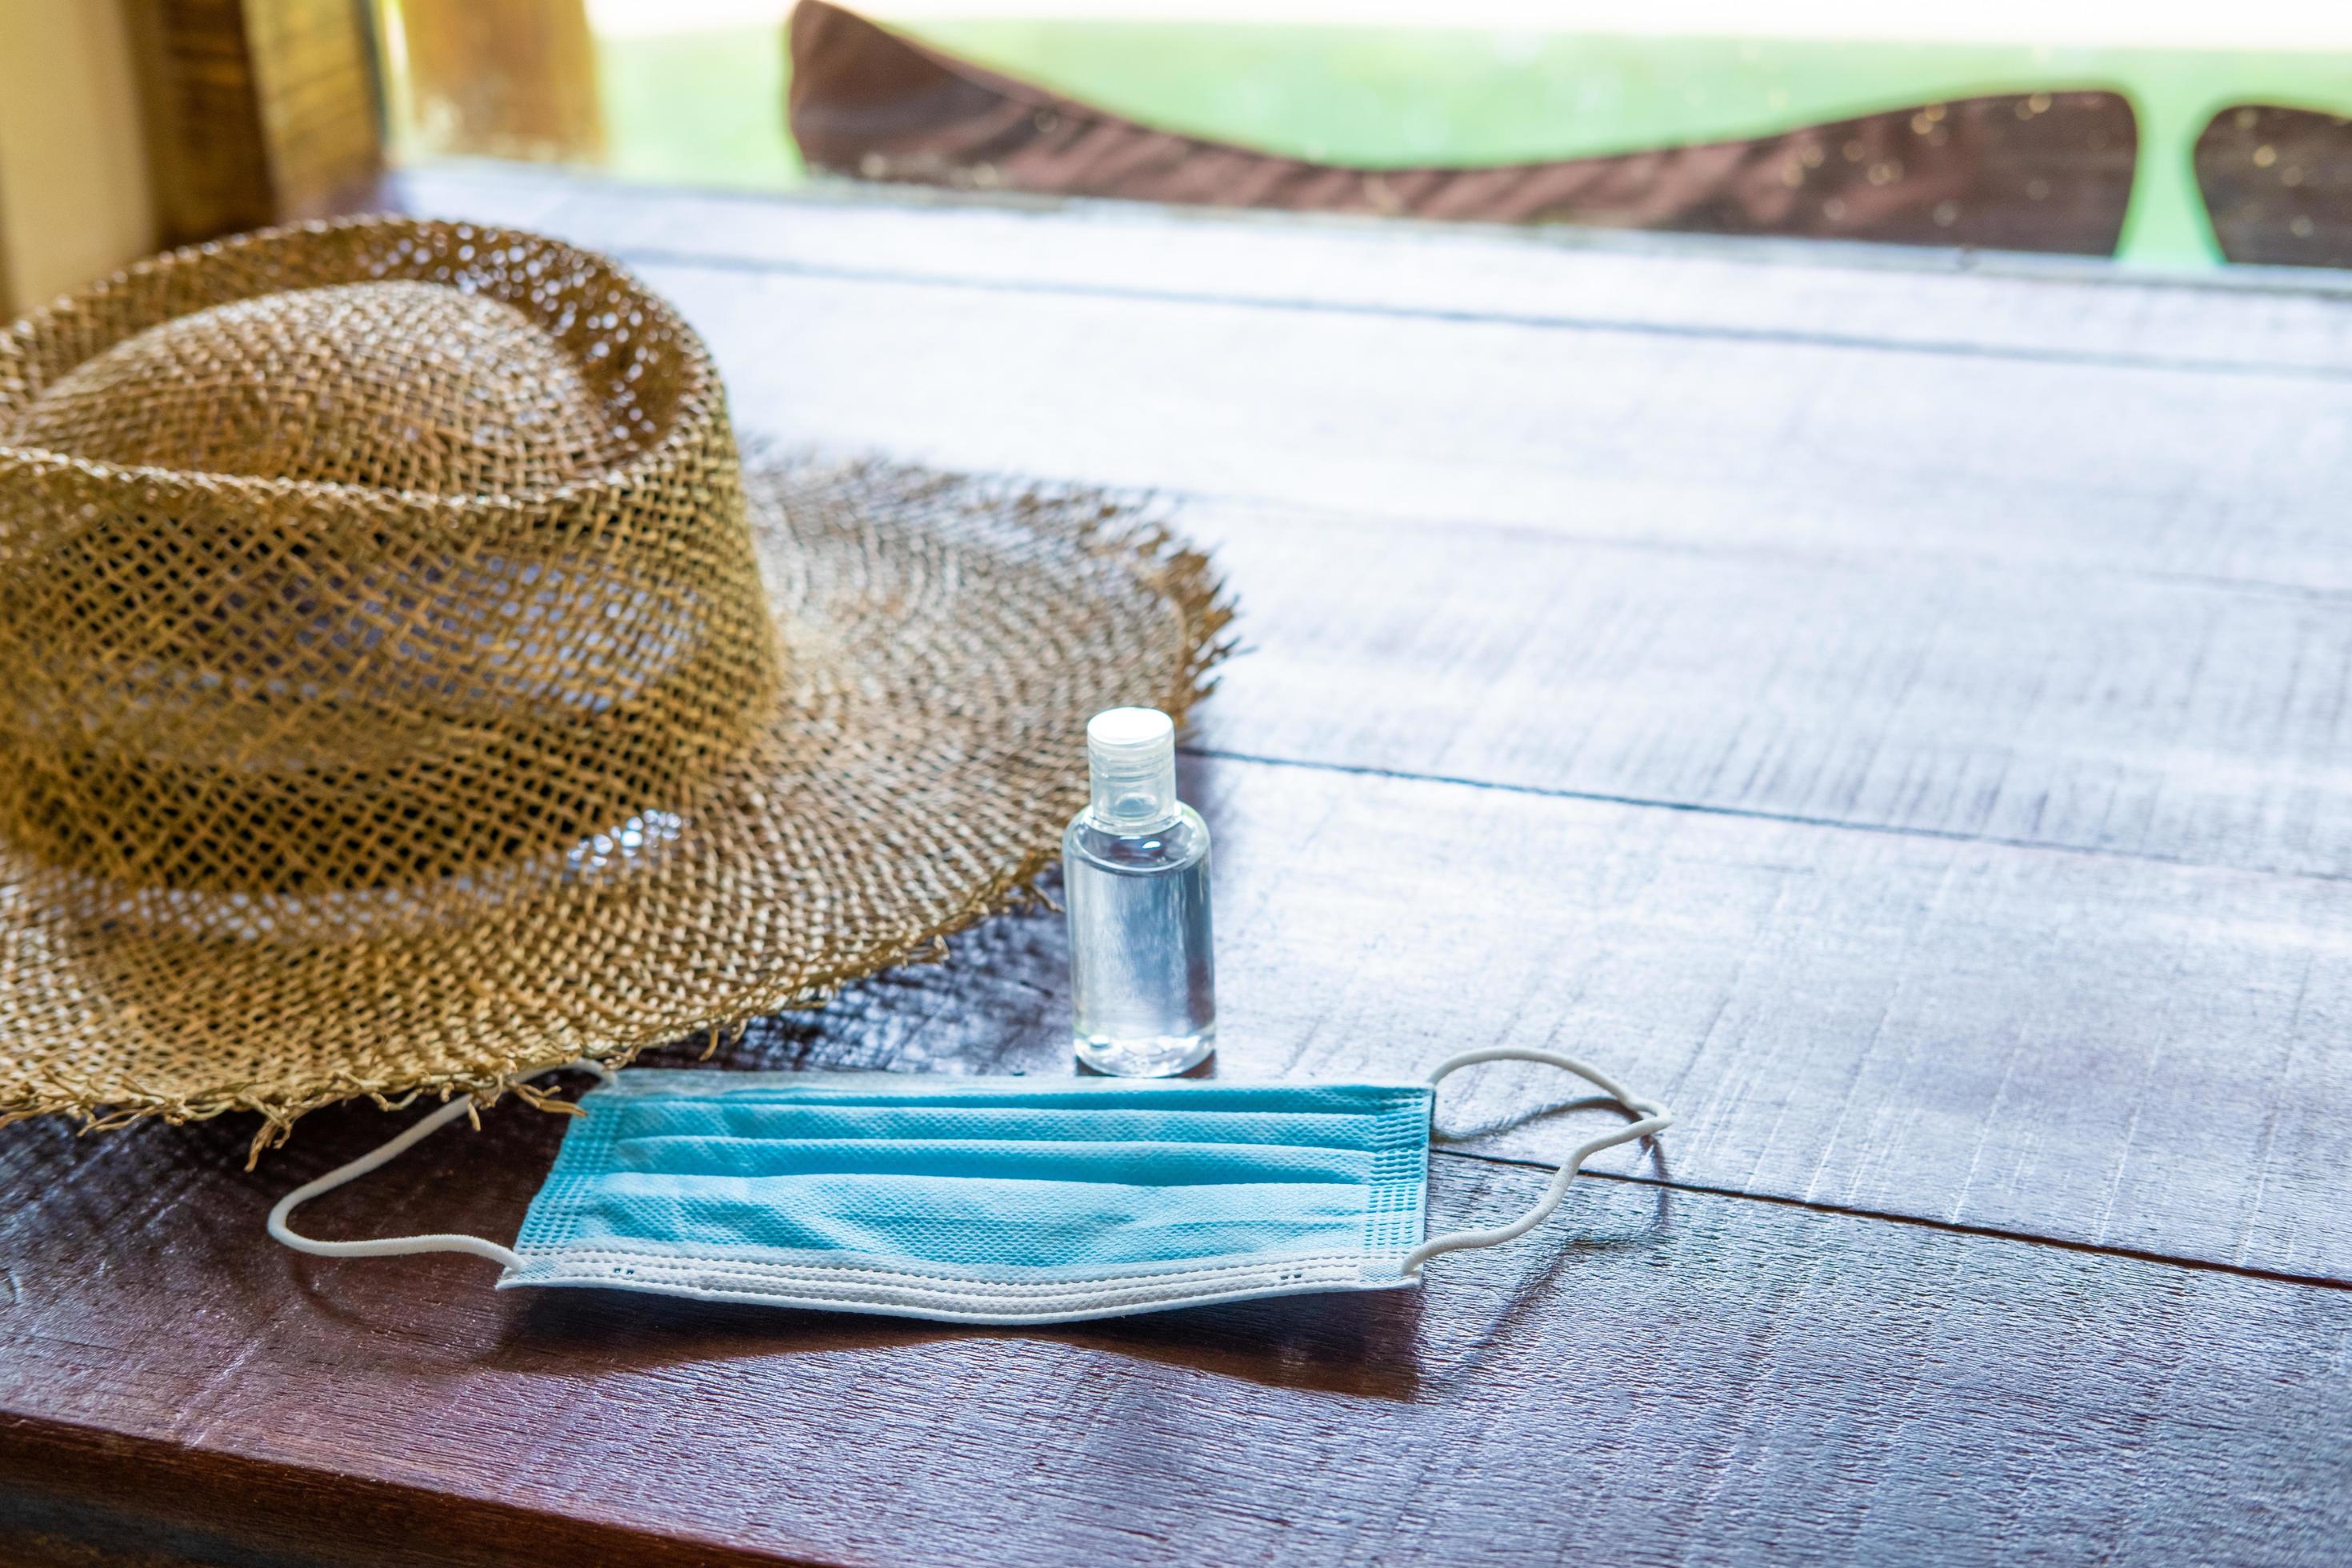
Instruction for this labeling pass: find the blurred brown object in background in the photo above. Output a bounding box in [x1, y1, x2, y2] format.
[126, 0, 383, 248]
[2197, 105, 2352, 269]
[787, 0, 2135, 256]
[395, 0, 606, 166]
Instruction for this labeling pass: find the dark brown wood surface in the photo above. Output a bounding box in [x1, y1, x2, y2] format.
[3, 170, 2350, 1564]
[4, 1088, 2348, 1567]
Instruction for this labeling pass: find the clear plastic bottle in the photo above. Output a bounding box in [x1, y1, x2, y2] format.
[1064, 708, 1215, 1076]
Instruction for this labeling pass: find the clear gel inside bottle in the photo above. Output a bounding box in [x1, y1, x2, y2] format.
[1064, 708, 1215, 1077]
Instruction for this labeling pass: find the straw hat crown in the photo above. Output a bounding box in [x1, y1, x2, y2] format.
[8, 280, 626, 490]
[0, 223, 779, 916]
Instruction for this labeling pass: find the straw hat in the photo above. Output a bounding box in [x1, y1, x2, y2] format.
[0, 216, 1226, 1154]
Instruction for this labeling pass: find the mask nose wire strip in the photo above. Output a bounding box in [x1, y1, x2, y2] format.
[266, 1058, 617, 1268]
[1402, 1047, 1671, 1275]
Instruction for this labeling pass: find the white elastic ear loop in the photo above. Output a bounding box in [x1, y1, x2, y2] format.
[1402, 1047, 1671, 1274]
[266, 1058, 617, 1270]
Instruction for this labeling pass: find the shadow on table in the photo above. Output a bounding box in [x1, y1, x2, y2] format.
[498, 1270, 1429, 1400]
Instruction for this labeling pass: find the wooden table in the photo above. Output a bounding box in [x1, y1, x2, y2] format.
[4, 167, 2349, 1566]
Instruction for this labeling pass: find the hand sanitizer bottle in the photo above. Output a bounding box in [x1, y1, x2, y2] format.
[1064, 707, 1215, 1076]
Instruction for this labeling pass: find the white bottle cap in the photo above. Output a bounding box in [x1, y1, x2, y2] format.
[1086, 707, 1178, 833]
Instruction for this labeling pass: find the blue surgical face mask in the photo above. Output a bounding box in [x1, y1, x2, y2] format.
[270, 1050, 1668, 1325]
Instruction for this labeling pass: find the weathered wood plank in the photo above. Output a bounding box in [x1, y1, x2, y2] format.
[394, 165, 2352, 378]
[578, 236, 2352, 1278]
[535, 251, 2352, 1280]
[0, 1424, 787, 1568]
[375, 186, 2352, 882]
[357, 187, 2352, 877]
[1176, 499, 2352, 879]
[628, 259, 2352, 596]
[703, 753, 2352, 1282]
[0, 1094, 2343, 1566]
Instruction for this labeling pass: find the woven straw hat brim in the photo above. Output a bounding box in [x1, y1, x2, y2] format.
[0, 458, 1228, 1153]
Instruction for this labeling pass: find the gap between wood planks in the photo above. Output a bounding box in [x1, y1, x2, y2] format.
[1188, 746, 2352, 889]
[1175, 739, 2352, 1291]
[605, 242, 2352, 387]
[1434, 1146, 2352, 1297]
[644, 259, 2352, 604]
[539, 195, 2352, 1300]
[1170, 482, 2352, 608]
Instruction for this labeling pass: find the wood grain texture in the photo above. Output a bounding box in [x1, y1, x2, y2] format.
[583, 243, 2352, 879]
[688, 753, 2352, 1283]
[126, 0, 262, 242]
[398, 194, 2352, 879]
[0, 1094, 2345, 1567]
[1182, 500, 2352, 879]
[440, 216, 2352, 1278]
[395, 165, 2352, 378]
[638, 259, 2352, 594]
[1, 172, 2341, 1562]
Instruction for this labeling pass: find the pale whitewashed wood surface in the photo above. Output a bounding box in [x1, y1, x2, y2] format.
[402, 165, 2352, 376]
[406, 166, 2352, 590]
